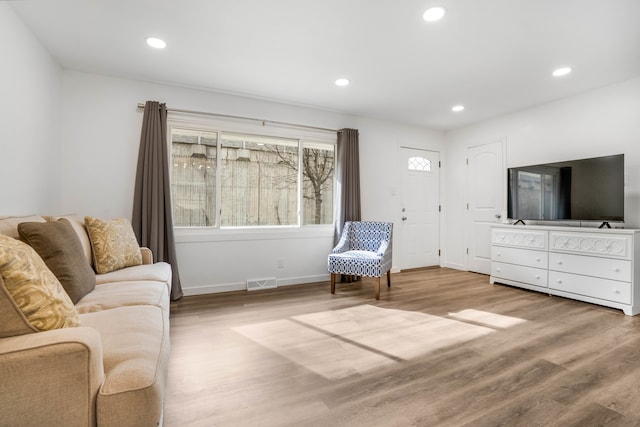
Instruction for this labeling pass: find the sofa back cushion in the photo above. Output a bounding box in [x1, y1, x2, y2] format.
[0, 234, 79, 332]
[85, 216, 143, 274]
[19, 219, 96, 304]
[0, 215, 46, 239]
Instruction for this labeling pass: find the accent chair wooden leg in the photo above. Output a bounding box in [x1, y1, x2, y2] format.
[330, 273, 336, 294]
[387, 270, 391, 288]
[375, 277, 380, 300]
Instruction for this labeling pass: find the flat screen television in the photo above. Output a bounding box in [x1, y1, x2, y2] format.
[507, 154, 624, 226]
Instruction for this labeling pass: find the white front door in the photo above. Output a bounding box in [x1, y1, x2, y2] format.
[399, 147, 440, 270]
[466, 140, 505, 274]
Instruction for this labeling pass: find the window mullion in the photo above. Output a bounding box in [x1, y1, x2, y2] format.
[215, 131, 222, 229]
[298, 139, 304, 227]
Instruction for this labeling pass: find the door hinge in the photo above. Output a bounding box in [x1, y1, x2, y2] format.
[466, 202, 469, 210]
[466, 248, 469, 255]
[466, 158, 469, 165]
[439, 160, 442, 168]
[438, 249, 441, 256]
[439, 205, 442, 212]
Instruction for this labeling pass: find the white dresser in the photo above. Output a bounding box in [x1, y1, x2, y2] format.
[490, 224, 640, 316]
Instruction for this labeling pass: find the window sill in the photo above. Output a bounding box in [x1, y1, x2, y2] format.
[174, 225, 334, 243]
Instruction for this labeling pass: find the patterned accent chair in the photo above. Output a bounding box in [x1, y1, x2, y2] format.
[328, 221, 393, 300]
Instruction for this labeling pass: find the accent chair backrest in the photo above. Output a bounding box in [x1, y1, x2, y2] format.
[345, 221, 393, 252]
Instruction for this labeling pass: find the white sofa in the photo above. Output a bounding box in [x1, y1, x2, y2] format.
[0, 214, 171, 427]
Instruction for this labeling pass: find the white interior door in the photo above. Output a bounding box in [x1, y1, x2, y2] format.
[466, 141, 505, 274]
[399, 148, 440, 270]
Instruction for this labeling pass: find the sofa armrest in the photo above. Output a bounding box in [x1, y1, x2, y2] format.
[0, 327, 104, 427]
[140, 247, 153, 265]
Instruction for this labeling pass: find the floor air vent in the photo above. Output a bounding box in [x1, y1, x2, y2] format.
[246, 278, 277, 291]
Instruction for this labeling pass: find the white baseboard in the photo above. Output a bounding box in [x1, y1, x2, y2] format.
[182, 282, 247, 296]
[442, 262, 466, 271]
[277, 274, 330, 287]
[181, 271, 413, 297]
[181, 274, 331, 296]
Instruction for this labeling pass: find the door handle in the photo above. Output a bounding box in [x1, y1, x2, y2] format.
[402, 216, 407, 221]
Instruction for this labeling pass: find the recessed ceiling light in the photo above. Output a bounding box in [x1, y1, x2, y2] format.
[335, 78, 350, 87]
[552, 67, 572, 77]
[452, 105, 465, 112]
[423, 6, 446, 22]
[146, 37, 167, 49]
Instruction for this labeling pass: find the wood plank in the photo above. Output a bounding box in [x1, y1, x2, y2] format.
[165, 268, 640, 426]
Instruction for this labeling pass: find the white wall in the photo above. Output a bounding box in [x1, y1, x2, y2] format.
[443, 76, 640, 270]
[61, 71, 444, 294]
[0, 4, 62, 215]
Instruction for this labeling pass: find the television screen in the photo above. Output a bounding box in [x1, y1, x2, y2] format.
[507, 154, 624, 223]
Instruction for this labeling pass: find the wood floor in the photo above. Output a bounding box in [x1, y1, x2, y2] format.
[165, 268, 640, 427]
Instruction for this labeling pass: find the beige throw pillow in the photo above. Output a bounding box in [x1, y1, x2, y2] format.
[18, 219, 96, 304]
[0, 234, 80, 331]
[85, 216, 142, 274]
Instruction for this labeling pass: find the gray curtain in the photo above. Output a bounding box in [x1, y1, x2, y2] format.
[133, 101, 183, 300]
[334, 128, 361, 244]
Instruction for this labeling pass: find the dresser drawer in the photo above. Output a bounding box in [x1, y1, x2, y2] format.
[492, 246, 548, 269]
[549, 232, 632, 260]
[549, 252, 631, 282]
[492, 262, 548, 288]
[492, 228, 547, 250]
[549, 271, 631, 304]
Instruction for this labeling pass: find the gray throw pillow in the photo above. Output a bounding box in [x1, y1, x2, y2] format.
[18, 218, 96, 304]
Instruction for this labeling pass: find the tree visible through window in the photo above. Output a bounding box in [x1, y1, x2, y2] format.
[170, 128, 334, 227]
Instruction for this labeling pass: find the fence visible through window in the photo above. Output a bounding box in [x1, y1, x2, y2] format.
[170, 128, 334, 228]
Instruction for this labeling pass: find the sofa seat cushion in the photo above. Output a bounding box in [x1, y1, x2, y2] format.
[79, 305, 169, 427]
[95, 262, 172, 292]
[75, 281, 169, 315]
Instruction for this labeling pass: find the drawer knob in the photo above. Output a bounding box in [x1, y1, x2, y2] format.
[557, 261, 563, 265]
[535, 275, 540, 279]
[614, 268, 620, 272]
[496, 268, 501, 272]
[614, 289, 620, 294]
[536, 258, 541, 262]
[557, 279, 563, 284]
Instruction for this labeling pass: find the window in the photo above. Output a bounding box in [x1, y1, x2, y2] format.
[171, 129, 217, 227]
[302, 141, 335, 225]
[408, 156, 431, 172]
[170, 126, 335, 228]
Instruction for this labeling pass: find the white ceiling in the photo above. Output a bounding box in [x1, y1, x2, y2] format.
[11, 0, 640, 130]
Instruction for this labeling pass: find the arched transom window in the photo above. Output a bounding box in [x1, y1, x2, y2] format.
[408, 156, 431, 172]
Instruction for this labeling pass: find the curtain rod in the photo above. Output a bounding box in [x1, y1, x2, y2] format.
[136, 103, 339, 133]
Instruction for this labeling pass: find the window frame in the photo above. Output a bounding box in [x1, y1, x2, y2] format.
[167, 114, 336, 234]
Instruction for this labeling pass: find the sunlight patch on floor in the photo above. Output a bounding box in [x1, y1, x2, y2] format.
[448, 309, 527, 329]
[233, 318, 395, 380]
[233, 305, 516, 380]
[294, 305, 494, 360]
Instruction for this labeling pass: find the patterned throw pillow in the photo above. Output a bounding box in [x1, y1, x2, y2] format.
[85, 216, 142, 274]
[0, 234, 80, 331]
